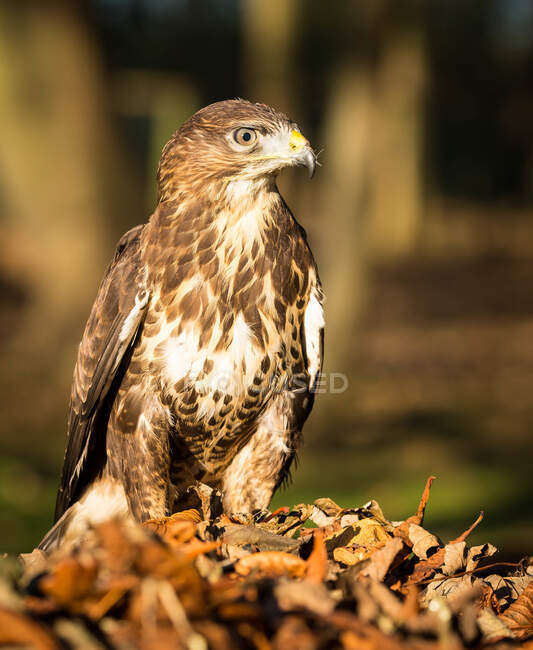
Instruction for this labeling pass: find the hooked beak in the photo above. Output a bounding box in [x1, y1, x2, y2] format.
[289, 130, 316, 178]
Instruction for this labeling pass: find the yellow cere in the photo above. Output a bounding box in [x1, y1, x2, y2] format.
[289, 130, 308, 150]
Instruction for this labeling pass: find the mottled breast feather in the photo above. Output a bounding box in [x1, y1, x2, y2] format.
[132, 185, 322, 480]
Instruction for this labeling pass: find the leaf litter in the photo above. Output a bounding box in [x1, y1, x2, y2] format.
[1, 478, 532, 649]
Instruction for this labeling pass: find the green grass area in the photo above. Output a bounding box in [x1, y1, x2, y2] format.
[272, 443, 533, 557]
[0, 458, 57, 553]
[1, 437, 531, 557]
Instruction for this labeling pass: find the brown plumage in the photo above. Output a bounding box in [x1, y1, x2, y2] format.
[40, 100, 324, 551]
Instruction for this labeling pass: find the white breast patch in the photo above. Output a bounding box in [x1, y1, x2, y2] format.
[164, 313, 261, 399]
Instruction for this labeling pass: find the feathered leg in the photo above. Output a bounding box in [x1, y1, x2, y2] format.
[221, 393, 301, 513]
[106, 385, 172, 521]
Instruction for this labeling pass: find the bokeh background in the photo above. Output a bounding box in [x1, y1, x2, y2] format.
[1, 0, 533, 555]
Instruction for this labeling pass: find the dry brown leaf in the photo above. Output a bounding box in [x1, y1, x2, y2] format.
[309, 505, 334, 528]
[339, 501, 392, 532]
[334, 546, 371, 566]
[306, 530, 327, 583]
[328, 610, 407, 650]
[7, 487, 529, 650]
[393, 476, 436, 545]
[483, 574, 533, 609]
[235, 551, 307, 578]
[263, 506, 290, 522]
[273, 615, 316, 650]
[421, 573, 481, 609]
[194, 619, 236, 650]
[217, 601, 262, 621]
[183, 539, 219, 560]
[222, 524, 301, 552]
[0, 607, 60, 650]
[478, 607, 515, 641]
[313, 497, 343, 516]
[143, 515, 197, 545]
[466, 542, 497, 572]
[85, 575, 138, 620]
[259, 504, 313, 536]
[173, 508, 203, 522]
[405, 512, 486, 588]
[408, 524, 440, 560]
[362, 537, 405, 582]
[325, 520, 389, 557]
[38, 556, 97, 605]
[353, 519, 390, 548]
[441, 541, 467, 575]
[275, 579, 336, 616]
[300, 517, 342, 540]
[499, 580, 533, 640]
[237, 622, 272, 650]
[94, 519, 138, 571]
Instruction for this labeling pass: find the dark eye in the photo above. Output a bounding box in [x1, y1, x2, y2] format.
[234, 128, 257, 146]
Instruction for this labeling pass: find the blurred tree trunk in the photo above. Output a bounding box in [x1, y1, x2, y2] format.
[368, 6, 426, 259]
[313, 1, 426, 406]
[0, 1, 143, 464]
[316, 63, 373, 379]
[241, 0, 301, 116]
[111, 70, 199, 209]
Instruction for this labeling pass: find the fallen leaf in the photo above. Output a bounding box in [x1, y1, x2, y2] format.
[222, 525, 301, 552]
[275, 579, 336, 616]
[0, 607, 60, 650]
[314, 497, 343, 516]
[499, 580, 533, 640]
[334, 546, 371, 566]
[259, 504, 313, 536]
[393, 476, 436, 545]
[478, 607, 515, 641]
[273, 615, 316, 650]
[362, 537, 405, 582]
[408, 524, 441, 560]
[441, 541, 467, 576]
[465, 542, 497, 572]
[38, 556, 97, 604]
[483, 573, 533, 609]
[306, 530, 327, 583]
[235, 551, 306, 578]
[143, 515, 197, 545]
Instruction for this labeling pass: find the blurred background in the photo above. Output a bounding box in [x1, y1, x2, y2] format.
[1, 0, 533, 555]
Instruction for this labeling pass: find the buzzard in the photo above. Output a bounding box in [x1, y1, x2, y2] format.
[40, 100, 324, 551]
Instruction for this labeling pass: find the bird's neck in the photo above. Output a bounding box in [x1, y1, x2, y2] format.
[156, 175, 284, 244]
[142, 176, 290, 285]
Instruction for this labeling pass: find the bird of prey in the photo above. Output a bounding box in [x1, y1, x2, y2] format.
[40, 100, 324, 551]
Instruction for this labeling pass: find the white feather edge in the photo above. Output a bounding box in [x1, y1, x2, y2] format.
[304, 285, 325, 390]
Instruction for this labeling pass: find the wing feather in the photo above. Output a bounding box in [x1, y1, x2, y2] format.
[54, 224, 148, 521]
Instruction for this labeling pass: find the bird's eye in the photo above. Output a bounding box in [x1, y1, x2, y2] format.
[233, 128, 257, 146]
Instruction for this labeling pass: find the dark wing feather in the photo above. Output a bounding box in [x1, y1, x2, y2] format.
[54, 224, 148, 521]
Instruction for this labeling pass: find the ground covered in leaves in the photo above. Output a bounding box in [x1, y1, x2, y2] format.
[1, 478, 532, 649]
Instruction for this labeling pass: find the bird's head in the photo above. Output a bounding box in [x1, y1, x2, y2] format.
[157, 99, 316, 201]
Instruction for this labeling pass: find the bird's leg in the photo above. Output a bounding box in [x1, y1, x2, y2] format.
[106, 389, 172, 522]
[221, 396, 301, 514]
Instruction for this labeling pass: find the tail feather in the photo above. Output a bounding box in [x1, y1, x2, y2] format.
[38, 508, 73, 553]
